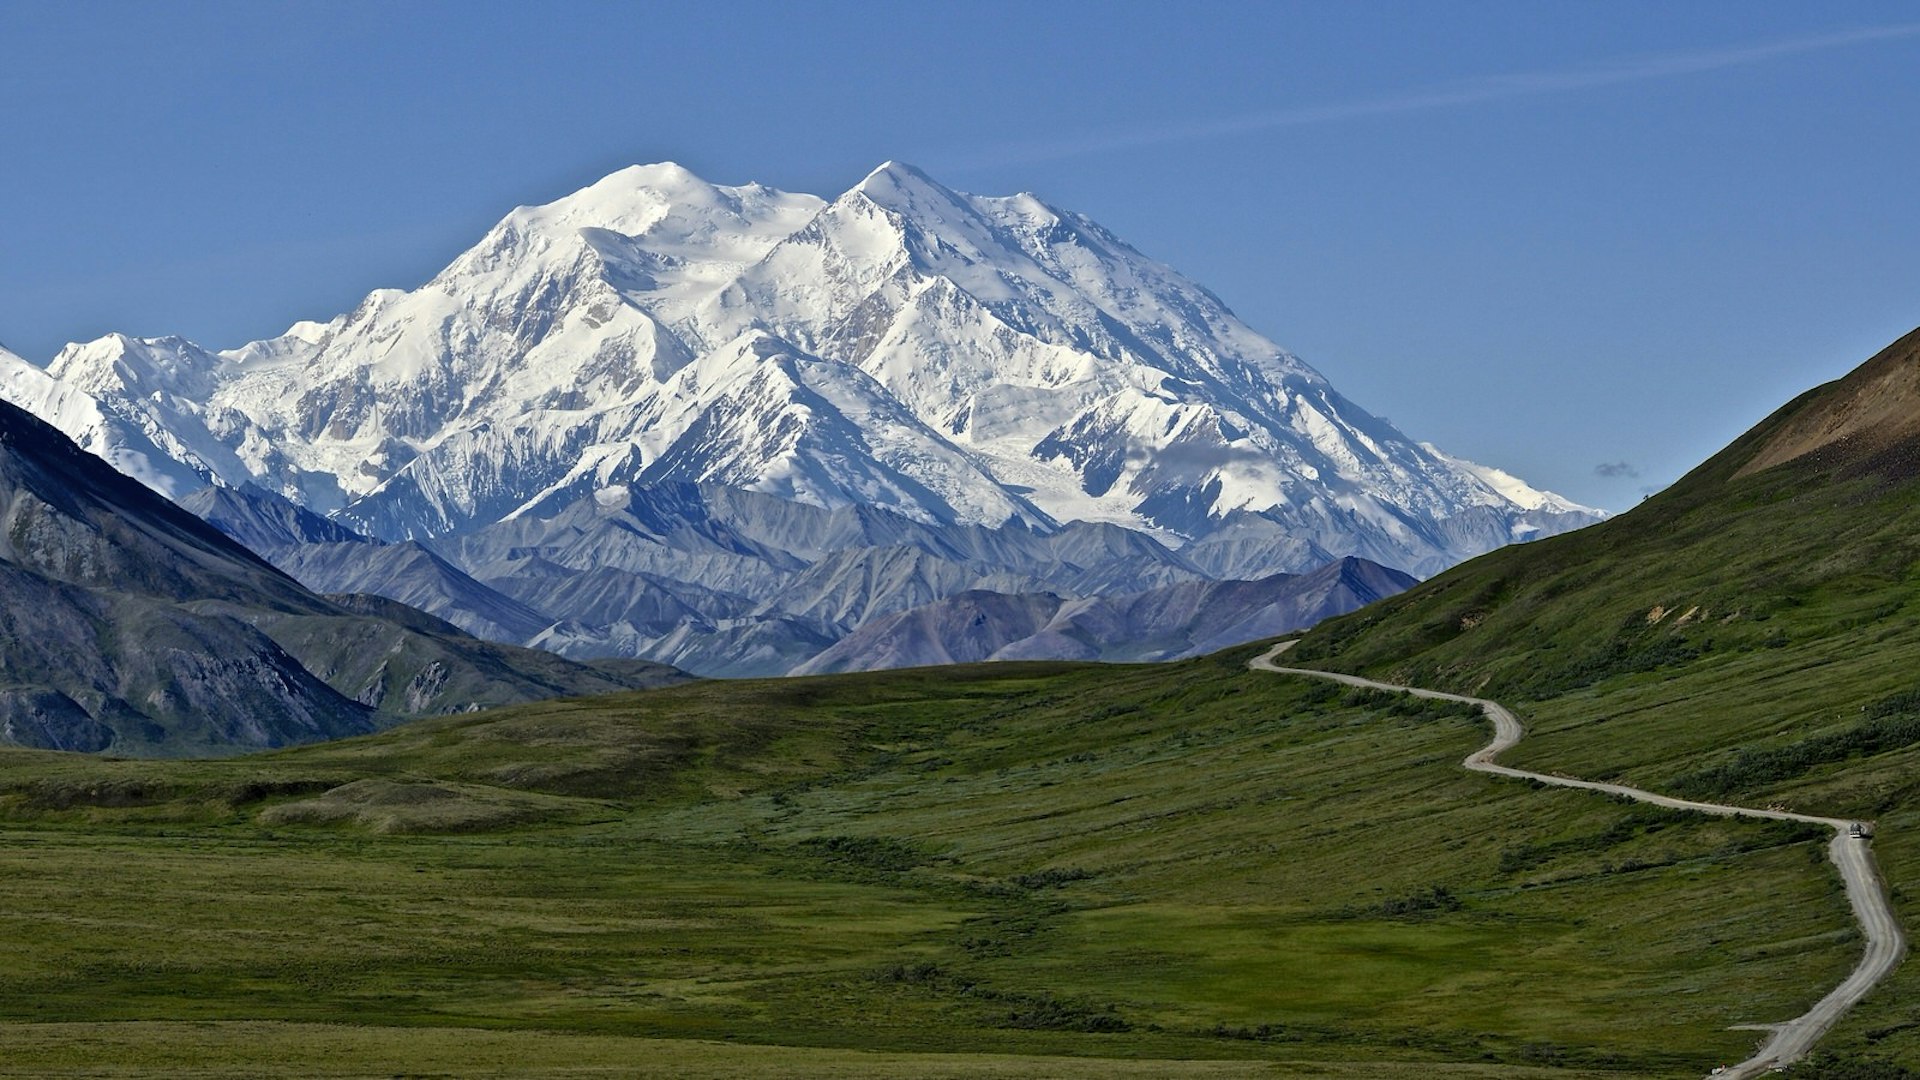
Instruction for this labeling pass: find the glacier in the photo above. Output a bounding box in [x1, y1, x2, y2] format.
[0, 161, 1604, 674]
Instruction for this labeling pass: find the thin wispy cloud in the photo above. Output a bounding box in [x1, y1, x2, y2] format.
[951, 23, 1920, 169]
[1595, 461, 1642, 479]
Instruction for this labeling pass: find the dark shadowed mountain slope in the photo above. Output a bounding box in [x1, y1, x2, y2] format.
[0, 400, 365, 752]
[177, 472, 1392, 677]
[794, 555, 1414, 674]
[183, 483, 556, 646]
[266, 541, 554, 645]
[180, 483, 373, 549]
[0, 399, 325, 612]
[0, 400, 686, 755]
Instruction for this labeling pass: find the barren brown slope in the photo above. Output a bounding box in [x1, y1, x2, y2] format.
[1735, 324, 1920, 479]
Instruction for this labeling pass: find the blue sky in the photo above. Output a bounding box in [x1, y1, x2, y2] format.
[2, 1, 1917, 511]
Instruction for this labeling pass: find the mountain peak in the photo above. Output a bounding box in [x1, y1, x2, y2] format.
[47, 332, 223, 400]
[509, 161, 725, 233]
[614, 160, 703, 183]
[587, 161, 730, 204]
[849, 160, 963, 212]
[857, 159, 935, 185]
[8, 162, 1601, 576]
[476, 162, 825, 277]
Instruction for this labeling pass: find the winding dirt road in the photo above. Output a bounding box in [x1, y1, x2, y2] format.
[1250, 642, 1905, 1079]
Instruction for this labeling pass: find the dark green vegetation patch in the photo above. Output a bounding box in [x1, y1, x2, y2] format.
[1671, 686, 1920, 800]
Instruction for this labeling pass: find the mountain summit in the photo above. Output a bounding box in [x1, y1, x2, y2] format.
[2, 162, 1599, 577]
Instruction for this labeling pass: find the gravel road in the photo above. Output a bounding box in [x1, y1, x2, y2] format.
[1250, 642, 1906, 1079]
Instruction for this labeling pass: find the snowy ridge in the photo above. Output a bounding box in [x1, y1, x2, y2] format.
[1418, 441, 1588, 515]
[1, 341, 227, 497]
[0, 161, 1603, 584]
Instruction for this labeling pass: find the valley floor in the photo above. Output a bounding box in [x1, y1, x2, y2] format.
[0, 647, 1863, 1077]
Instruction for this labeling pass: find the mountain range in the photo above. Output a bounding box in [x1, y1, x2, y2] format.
[3, 317, 1913, 1067]
[0, 162, 1601, 675]
[0, 398, 685, 755]
[7, 154, 1909, 1069]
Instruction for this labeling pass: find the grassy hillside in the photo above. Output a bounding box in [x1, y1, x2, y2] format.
[1290, 328, 1920, 1069]
[0, 647, 1858, 1076]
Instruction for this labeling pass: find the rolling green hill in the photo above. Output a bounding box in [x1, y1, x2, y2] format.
[1290, 326, 1920, 1070]
[0, 647, 1860, 1077]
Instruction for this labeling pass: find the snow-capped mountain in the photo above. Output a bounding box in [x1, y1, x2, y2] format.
[0, 340, 230, 498]
[2, 161, 1600, 585]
